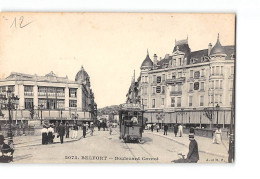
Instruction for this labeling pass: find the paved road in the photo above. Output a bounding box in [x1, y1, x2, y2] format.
[12, 128, 228, 163]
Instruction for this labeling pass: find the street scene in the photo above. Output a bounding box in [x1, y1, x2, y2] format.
[0, 13, 235, 164]
[11, 127, 229, 163]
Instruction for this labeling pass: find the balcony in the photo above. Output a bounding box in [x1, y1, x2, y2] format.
[24, 92, 34, 96]
[166, 77, 186, 84]
[170, 91, 182, 96]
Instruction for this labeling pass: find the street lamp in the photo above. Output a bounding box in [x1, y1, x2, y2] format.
[0, 90, 19, 147]
[38, 104, 44, 125]
[216, 104, 220, 125]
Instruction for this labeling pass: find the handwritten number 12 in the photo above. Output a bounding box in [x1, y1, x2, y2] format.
[10, 16, 32, 29]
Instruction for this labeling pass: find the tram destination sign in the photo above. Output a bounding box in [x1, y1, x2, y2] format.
[120, 103, 143, 110]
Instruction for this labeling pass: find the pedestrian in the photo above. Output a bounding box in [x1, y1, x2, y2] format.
[41, 126, 48, 145]
[164, 124, 168, 135]
[0, 133, 14, 163]
[65, 122, 70, 138]
[156, 124, 160, 132]
[72, 124, 78, 139]
[178, 124, 183, 137]
[82, 123, 87, 138]
[174, 124, 178, 137]
[213, 125, 222, 144]
[186, 133, 199, 163]
[109, 125, 112, 135]
[151, 124, 154, 132]
[47, 124, 54, 144]
[58, 122, 65, 144]
[90, 123, 94, 136]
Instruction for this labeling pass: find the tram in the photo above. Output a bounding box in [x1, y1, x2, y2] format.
[119, 103, 145, 143]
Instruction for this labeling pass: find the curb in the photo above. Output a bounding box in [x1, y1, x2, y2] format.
[147, 132, 228, 158]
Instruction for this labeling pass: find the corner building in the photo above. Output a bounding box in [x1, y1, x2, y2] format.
[0, 66, 97, 124]
[139, 35, 235, 127]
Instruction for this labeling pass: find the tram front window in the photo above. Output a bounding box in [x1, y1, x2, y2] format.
[122, 111, 142, 126]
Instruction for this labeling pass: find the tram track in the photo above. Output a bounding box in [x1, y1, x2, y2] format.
[114, 128, 157, 162]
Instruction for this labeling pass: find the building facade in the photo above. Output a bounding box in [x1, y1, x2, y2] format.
[0, 66, 97, 124]
[129, 35, 235, 127]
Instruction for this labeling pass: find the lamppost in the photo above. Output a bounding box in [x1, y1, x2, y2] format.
[38, 104, 44, 125]
[0, 90, 19, 147]
[216, 104, 220, 126]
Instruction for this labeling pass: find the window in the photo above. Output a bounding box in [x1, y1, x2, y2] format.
[157, 76, 161, 83]
[144, 87, 147, 94]
[216, 66, 220, 75]
[178, 72, 182, 78]
[57, 88, 65, 97]
[177, 97, 181, 107]
[162, 86, 165, 94]
[47, 87, 56, 97]
[7, 86, 14, 92]
[145, 76, 148, 82]
[69, 88, 77, 97]
[179, 58, 182, 66]
[0, 86, 6, 93]
[152, 99, 155, 108]
[201, 69, 205, 77]
[69, 100, 77, 107]
[211, 95, 214, 103]
[215, 94, 219, 103]
[38, 99, 47, 109]
[189, 96, 192, 107]
[220, 80, 223, 89]
[220, 95, 222, 103]
[25, 98, 33, 109]
[212, 66, 215, 75]
[162, 74, 166, 82]
[200, 96, 204, 106]
[211, 80, 214, 89]
[200, 82, 205, 91]
[189, 83, 193, 91]
[172, 73, 176, 79]
[24, 86, 33, 96]
[190, 70, 193, 78]
[171, 97, 175, 107]
[57, 100, 65, 109]
[38, 87, 47, 96]
[221, 66, 224, 75]
[142, 99, 148, 106]
[178, 84, 182, 92]
[215, 80, 219, 89]
[173, 59, 176, 66]
[161, 98, 165, 105]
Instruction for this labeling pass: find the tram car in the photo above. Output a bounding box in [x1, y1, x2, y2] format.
[119, 103, 145, 143]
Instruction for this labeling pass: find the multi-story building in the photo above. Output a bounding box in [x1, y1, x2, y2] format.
[0, 66, 97, 125]
[130, 35, 235, 127]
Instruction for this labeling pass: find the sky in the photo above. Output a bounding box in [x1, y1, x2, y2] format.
[0, 13, 235, 108]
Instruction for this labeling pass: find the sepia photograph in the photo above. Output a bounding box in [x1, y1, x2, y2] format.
[0, 12, 235, 164]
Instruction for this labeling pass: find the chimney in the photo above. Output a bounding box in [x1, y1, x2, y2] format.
[208, 43, 212, 56]
[153, 54, 158, 66]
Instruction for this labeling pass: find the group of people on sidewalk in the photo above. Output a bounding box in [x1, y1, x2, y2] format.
[41, 122, 96, 145]
[151, 123, 183, 137]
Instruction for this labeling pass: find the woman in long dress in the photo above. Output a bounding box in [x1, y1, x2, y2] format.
[213, 126, 222, 144]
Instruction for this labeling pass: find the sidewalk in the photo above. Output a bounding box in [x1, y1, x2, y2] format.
[13, 129, 89, 149]
[146, 130, 229, 158]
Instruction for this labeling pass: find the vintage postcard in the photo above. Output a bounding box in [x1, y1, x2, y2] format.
[0, 12, 235, 164]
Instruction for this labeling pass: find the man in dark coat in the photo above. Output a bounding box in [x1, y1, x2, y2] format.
[0, 134, 14, 163]
[151, 124, 154, 132]
[187, 134, 199, 163]
[173, 124, 178, 137]
[65, 122, 70, 138]
[164, 124, 168, 135]
[58, 122, 65, 144]
[82, 123, 87, 138]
